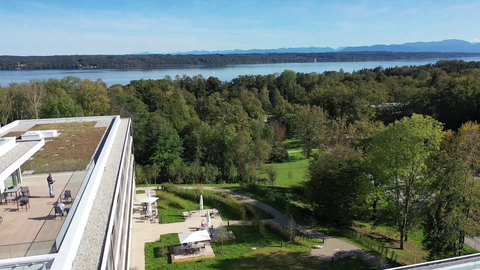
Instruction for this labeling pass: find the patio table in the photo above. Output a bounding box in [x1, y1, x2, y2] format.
[2, 187, 22, 205]
[5, 186, 21, 197]
[179, 243, 205, 255]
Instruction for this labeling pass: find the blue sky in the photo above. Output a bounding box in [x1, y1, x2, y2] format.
[1, 0, 479, 55]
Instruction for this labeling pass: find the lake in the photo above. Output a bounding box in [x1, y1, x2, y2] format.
[1, 57, 480, 86]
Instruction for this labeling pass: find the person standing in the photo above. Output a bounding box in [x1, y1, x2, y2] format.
[47, 173, 55, 198]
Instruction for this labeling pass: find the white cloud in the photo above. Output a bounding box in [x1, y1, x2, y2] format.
[474, 39, 480, 43]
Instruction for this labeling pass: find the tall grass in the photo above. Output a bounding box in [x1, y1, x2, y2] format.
[156, 190, 189, 209]
[343, 230, 398, 263]
[266, 220, 310, 246]
[163, 184, 246, 219]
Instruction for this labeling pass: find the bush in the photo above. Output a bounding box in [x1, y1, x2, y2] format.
[157, 200, 170, 209]
[265, 166, 277, 185]
[269, 142, 289, 163]
[293, 236, 309, 246]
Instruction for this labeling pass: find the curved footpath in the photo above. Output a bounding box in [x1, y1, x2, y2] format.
[181, 186, 384, 268]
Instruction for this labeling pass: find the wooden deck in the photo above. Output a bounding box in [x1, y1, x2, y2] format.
[0, 171, 85, 259]
[170, 243, 215, 263]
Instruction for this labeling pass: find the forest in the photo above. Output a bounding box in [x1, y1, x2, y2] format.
[1, 52, 480, 70]
[1, 59, 480, 261]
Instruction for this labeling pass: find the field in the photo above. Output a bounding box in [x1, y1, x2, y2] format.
[145, 225, 375, 270]
[283, 139, 303, 151]
[261, 150, 315, 187]
[20, 122, 106, 173]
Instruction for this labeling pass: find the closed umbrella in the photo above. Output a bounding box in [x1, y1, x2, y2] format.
[199, 195, 203, 210]
[146, 189, 152, 219]
[207, 211, 211, 228]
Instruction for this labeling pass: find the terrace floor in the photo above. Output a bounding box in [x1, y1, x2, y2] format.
[0, 171, 86, 259]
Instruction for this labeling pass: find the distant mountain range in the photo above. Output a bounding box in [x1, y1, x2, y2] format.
[162, 39, 480, 55]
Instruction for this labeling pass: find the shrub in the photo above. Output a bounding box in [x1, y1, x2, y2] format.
[265, 166, 277, 186]
[269, 142, 289, 163]
[259, 223, 267, 238]
[156, 190, 189, 209]
[293, 236, 309, 246]
[157, 200, 170, 209]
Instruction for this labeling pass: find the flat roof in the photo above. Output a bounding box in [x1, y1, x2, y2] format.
[72, 118, 130, 269]
[0, 140, 44, 178]
[0, 116, 129, 269]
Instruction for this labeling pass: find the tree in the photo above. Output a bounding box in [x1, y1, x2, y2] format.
[423, 122, 480, 259]
[369, 114, 444, 249]
[294, 105, 328, 157]
[40, 91, 83, 118]
[306, 145, 368, 226]
[147, 114, 183, 182]
[77, 79, 111, 116]
[265, 166, 277, 186]
[0, 87, 12, 125]
[9, 82, 35, 120]
[26, 80, 46, 119]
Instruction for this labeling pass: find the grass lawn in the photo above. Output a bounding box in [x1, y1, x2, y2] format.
[262, 151, 314, 187]
[283, 139, 303, 151]
[136, 189, 146, 194]
[145, 226, 375, 270]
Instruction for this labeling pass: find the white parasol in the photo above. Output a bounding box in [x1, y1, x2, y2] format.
[178, 230, 211, 244]
[199, 194, 203, 210]
[207, 211, 211, 228]
[146, 189, 153, 218]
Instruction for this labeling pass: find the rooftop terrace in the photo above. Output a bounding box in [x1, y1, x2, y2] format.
[0, 171, 85, 259]
[0, 117, 115, 263]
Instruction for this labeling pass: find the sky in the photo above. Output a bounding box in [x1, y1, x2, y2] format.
[1, 0, 479, 56]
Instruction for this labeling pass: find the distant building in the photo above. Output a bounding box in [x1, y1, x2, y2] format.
[0, 116, 135, 270]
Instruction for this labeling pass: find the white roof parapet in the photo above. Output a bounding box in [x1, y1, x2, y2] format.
[0, 139, 45, 184]
[0, 137, 16, 158]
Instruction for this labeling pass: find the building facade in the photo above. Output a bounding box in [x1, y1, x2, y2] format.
[0, 116, 135, 270]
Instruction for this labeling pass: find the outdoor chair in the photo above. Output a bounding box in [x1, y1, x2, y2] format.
[54, 205, 67, 220]
[21, 187, 30, 197]
[62, 190, 73, 203]
[19, 196, 30, 211]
